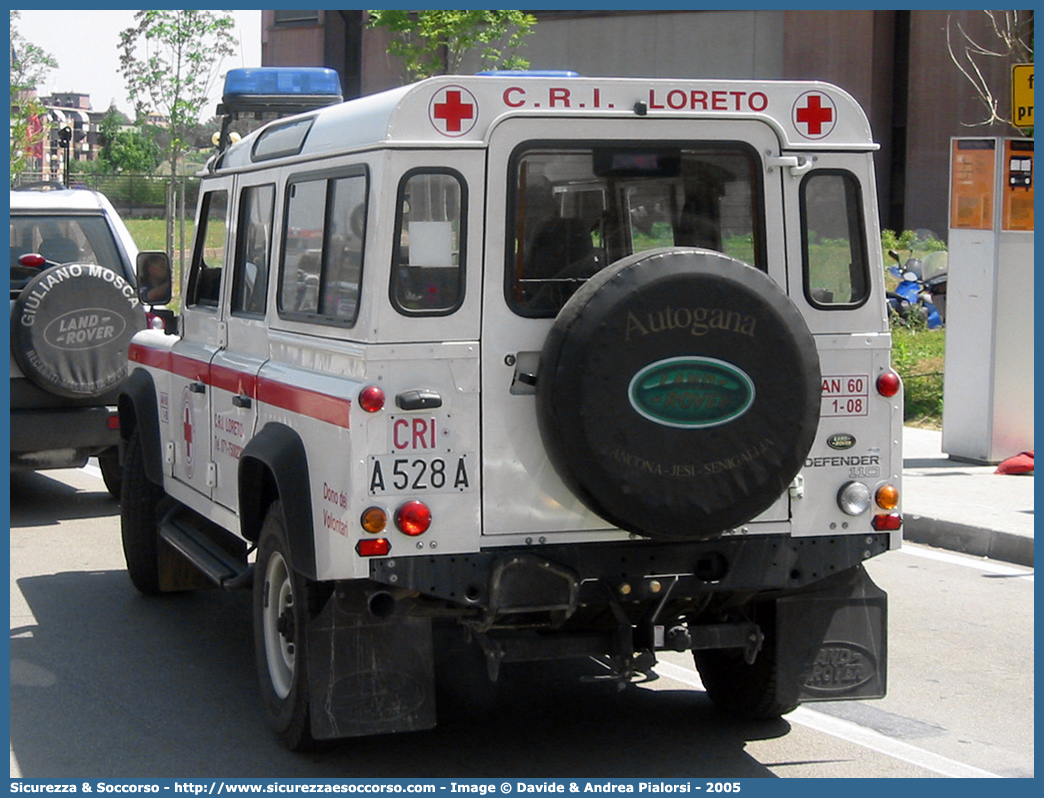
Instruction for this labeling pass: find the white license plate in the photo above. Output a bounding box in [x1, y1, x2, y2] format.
[368, 453, 475, 495]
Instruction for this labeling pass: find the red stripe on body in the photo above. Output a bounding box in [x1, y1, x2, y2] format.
[130, 344, 350, 428]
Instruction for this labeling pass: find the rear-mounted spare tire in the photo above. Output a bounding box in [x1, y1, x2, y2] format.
[536, 247, 821, 540]
[11, 263, 145, 399]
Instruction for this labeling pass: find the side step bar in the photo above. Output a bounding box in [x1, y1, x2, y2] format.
[159, 506, 252, 589]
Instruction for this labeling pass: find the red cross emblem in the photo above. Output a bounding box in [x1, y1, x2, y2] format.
[793, 92, 836, 139]
[429, 86, 478, 137]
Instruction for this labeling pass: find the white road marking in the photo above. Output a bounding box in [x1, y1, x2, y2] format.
[653, 660, 1003, 778]
[899, 543, 1034, 581]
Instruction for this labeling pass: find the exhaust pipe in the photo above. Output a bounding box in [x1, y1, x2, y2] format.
[367, 590, 397, 619]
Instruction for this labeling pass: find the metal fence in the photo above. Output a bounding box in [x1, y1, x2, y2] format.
[11, 171, 202, 220]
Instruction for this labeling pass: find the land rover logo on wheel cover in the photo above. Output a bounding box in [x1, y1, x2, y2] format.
[627, 356, 755, 428]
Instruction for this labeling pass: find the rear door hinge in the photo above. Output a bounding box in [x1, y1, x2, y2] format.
[789, 473, 805, 500]
[766, 153, 814, 177]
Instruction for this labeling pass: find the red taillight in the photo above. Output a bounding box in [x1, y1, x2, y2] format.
[872, 513, 902, 531]
[395, 500, 432, 536]
[107, 413, 120, 431]
[19, 253, 46, 269]
[359, 385, 385, 413]
[356, 538, 391, 557]
[877, 371, 901, 398]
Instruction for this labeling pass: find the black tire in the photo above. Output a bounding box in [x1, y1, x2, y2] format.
[98, 448, 122, 499]
[693, 606, 797, 720]
[253, 501, 318, 751]
[10, 263, 145, 399]
[537, 247, 821, 540]
[120, 429, 166, 595]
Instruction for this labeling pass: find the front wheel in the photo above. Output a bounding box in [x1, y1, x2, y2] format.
[253, 501, 318, 751]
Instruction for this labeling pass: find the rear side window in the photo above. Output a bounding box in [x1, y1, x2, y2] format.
[391, 170, 466, 316]
[186, 190, 229, 308]
[801, 171, 869, 308]
[10, 214, 124, 290]
[279, 170, 367, 326]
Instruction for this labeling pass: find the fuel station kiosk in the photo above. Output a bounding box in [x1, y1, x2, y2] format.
[942, 137, 1034, 463]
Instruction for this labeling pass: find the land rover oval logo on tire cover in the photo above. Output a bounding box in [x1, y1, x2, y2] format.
[11, 263, 145, 399]
[628, 356, 755, 428]
[536, 247, 821, 540]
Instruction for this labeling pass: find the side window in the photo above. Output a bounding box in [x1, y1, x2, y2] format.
[801, 171, 869, 308]
[231, 184, 275, 317]
[186, 190, 229, 308]
[391, 170, 466, 315]
[279, 171, 367, 326]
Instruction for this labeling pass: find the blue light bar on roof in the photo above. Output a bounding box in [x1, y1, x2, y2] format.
[222, 67, 342, 101]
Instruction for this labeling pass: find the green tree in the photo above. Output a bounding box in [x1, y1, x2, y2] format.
[119, 10, 236, 252]
[97, 107, 162, 174]
[9, 10, 58, 179]
[367, 10, 536, 82]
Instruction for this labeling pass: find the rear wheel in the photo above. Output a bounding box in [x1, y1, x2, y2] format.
[98, 448, 122, 499]
[120, 429, 165, 595]
[253, 501, 318, 751]
[693, 607, 797, 720]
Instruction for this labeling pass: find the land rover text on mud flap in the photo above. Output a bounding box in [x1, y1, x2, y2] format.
[119, 68, 903, 750]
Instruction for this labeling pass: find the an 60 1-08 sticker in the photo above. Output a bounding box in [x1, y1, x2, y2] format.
[628, 356, 755, 429]
[368, 453, 474, 495]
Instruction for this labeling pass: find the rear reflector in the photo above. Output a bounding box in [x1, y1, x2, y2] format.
[356, 538, 390, 557]
[871, 513, 902, 531]
[107, 413, 120, 431]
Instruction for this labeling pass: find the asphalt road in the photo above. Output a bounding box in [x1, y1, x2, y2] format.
[9, 465, 1035, 779]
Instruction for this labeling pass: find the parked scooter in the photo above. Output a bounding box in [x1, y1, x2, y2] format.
[887, 249, 946, 328]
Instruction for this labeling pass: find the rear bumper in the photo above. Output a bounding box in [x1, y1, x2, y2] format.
[10, 405, 119, 469]
[369, 532, 892, 611]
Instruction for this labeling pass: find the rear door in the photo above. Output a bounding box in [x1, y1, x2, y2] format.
[210, 178, 276, 511]
[480, 117, 791, 537]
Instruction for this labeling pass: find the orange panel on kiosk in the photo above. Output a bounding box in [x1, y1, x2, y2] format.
[950, 139, 996, 230]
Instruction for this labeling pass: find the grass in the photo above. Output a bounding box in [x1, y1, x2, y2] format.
[891, 323, 945, 428]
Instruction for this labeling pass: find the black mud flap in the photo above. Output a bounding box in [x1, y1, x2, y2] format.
[306, 590, 436, 740]
[776, 564, 887, 706]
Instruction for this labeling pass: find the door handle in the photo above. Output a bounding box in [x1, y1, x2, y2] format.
[232, 394, 252, 409]
[188, 381, 206, 394]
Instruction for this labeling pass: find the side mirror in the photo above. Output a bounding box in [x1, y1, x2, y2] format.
[887, 249, 901, 263]
[136, 251, 173, 305]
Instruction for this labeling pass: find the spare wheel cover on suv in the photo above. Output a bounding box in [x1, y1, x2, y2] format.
[536, 247, 821, 540]
[11, 263, 146, 399]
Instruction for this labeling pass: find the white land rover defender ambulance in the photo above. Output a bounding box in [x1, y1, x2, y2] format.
[120, 68, 903, 750]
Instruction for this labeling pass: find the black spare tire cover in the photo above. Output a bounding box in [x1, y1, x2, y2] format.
[536, 247, 821, 540]
[11, 263, 145, 399]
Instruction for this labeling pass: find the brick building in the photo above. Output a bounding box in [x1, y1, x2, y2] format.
[259, 9, 1029, 237]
